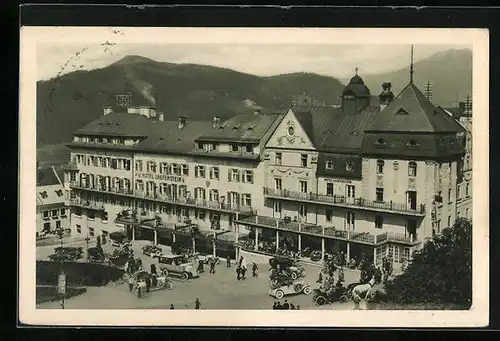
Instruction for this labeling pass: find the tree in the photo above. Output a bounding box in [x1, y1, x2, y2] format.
[384, 218, 472, 307]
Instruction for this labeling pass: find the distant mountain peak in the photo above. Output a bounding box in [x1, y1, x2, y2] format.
[112, 55, 157, 66]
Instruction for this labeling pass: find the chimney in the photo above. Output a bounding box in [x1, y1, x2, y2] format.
[379, 82, 394, 111]
[212, 116, 220, 128]
[103, 106, 113, 116]
[158, 112, 165, 121]
[253, 109, 261, 115]
[139, 106, 155, 118]
[178, 116, 187, 129]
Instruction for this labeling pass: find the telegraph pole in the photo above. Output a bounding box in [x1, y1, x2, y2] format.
[57, 227, 66, 309]
[424, 81, 433, 101]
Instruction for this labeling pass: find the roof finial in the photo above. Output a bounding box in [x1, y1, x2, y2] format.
[410, 45, 414, 83]
[355, 67, 359, 75]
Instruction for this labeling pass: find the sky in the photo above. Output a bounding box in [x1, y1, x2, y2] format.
[37, 43, 470, 81]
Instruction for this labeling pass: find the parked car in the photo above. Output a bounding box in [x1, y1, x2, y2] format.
[157, 254, 196, 281]
[268, 281, 312, 299]
[269, 256, 305, 280]
[142, 244, 163, 258]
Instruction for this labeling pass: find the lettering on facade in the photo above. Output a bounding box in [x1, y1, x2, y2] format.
[135, 172, 185, 183]
[325, 178, 353, 184]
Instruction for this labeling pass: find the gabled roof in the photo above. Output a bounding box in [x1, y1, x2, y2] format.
[368, 82, 466, 133]
[289, 105, 380, 153]
[76, 113, 151, 137]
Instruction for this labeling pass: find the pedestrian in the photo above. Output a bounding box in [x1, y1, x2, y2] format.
[272, 302, 277, 310]
[195, 298, 201, 310]
[170, 304, 175, 309]
[317, 271, 323, 283]
[236, 266, 241, 280]
[226, 256, 231, 268]
[197, 259, 204, 275]
[209, 259, 216, 274]
[282, 299, 290, 310]
[276, 301, 283, 310]
[290, 303, 296, 310]
[252, 262, 258, 277]
[241, 265, 247, 280]
[145, 274, 151, 293]
[296, 305, 301, 310]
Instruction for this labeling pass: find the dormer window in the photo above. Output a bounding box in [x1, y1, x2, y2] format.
[396, 108, 409, 115]
[345, 161, 355, 172]
[197, 142, 204, 150]
[376, 160, 385, 174]
[439, 138, 445, 147]
[325, 158, 334, 170]
[40, 191, 48, 199]
[233, 124, 241, 130]
[406, 139, 420, 148]
[375, 138, 386, 146]
[245, 144, 253, 153]
[55, 190, 64, 197]
[449, 138, 455, 148]
[231, 144, 239, 152]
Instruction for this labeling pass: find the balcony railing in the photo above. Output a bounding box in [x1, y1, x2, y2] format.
[264, 187, 425, 216]
[69, 198, 106, 211]
[70, 181, 256, 215]
[236, 215, 419, 246]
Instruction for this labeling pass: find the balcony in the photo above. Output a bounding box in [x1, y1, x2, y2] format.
[236, 215, 420, 246]
[69, 198, 106, 211]
[70, 181, 256, 215]
[264, 187, 425, 217]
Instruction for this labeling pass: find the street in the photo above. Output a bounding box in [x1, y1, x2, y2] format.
[36, 239, 363, 310]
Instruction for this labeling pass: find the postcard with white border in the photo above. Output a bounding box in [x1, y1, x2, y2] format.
[19, 27, 489, 327]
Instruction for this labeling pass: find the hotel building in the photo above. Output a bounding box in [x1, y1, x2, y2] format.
[62, 68, 469, 268]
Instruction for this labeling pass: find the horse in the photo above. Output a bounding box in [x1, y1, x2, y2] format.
[351, 276, 377, 303]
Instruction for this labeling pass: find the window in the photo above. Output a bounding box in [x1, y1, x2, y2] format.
[275, 152, 282, 165]
[56, 220, 61, 230]
[345, 161, 355, 172]
[231, 144, 239, 152]
[147, 161, 157, 173]
[299, 180, 308, 193]
[403, 248, 410, 260]
[43, 211, 49, 218]
[195, 165, 206, 178]
[326, 209, 333, 222]
[196, 210, 206, 221]
[209, 189, 219, 202]
[408, 161, 417, 177]
[466, 183, 470, 197]
[102, 212, 108, 222]
[275, 178, 282, 190]
[325, 158, 334, 170]
[375, 138, 386, 145]
[245, 144, 253, 153]
[160, 162, 169, 174]
[110, 158, 118, 169]
[326, 183, 334, 196]
[89, 227, 95, 237]
[465, 156, 471, 170]
[376, 160, 385, 174]
[52, 210, 58, 217]
[40, 191, 48, 199]
[243, 170, 253, 183]
[159, 183, 168, 194]
[172, 164, 180, 175]
[70, 173, 76, 182]
[229, 169, 240, 182]
[298, 204, 307, 218]
[182, 164, 189, 176]
[210, 167, 220, 180]
[376, 188, 384, 202]
[136, 180, 144, 191]
[135, 160, 143, 172]
[457, 185, 461, 199]
[60, 209, 66, 216]
[274, 202, 282, 214]
[242, 194, 252, 207]
[347, 185, 355, 198]
[375, 215, 383, 229]
[76, 224, 81, 234]
[195, 187, 206, 200]
[407, 139, 420, 148]
[448, 188, 452, 203]
[346, 212, 355, 229]
[447, 215, 451, 228]
[43, 222, 51, 231]
[197, 142, 204, 150]
[301, 154, 308, 167]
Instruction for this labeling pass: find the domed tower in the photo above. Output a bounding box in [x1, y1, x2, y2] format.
[341, 68, 371, 115]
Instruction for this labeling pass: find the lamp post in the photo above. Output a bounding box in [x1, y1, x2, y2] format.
[57, 227, 66, 309]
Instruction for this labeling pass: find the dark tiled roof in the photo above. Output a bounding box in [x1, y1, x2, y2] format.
[342, 74, 371, 98]
[76, 113, 152, 137]
[368, 82, 466, 133]
[290, 105, 380, 153]
[197, 113, 284, 143]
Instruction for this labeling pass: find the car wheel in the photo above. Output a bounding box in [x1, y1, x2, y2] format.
[275, 290, 284, 299]
[166, 281, 174, 290]
[303, 286, 312, 295]
[181, 272, 190, 281]
[339, 295, 348, 303]
[162, 269, 169, 277]
[316, 296, 327, 306]
[291, 272, 298, 280]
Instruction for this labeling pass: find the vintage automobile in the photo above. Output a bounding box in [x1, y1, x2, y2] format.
[192, 253, 221, 265]
[312, 285, 349, 306]
[269, 256, 305, 280]
[142, 244, 163, 258]
[128, 270, 174, 298]
[268, 281, 312, 299]
[157, 254, 196, 281]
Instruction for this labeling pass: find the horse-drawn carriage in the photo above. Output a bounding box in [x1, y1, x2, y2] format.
[269, 281, 312, 299]
[128, 270, 174, 298]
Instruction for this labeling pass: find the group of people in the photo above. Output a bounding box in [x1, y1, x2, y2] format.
[196, 257, 218, 275]
[234, 256, 259, 281]
[272, 300, 300, 310]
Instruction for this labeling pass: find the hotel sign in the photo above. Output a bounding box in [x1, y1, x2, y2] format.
[325, 178, 353, 184]
[135, 172, 185, 183]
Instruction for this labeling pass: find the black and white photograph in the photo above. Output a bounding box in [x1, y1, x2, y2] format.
[19, 27, 488, 327]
